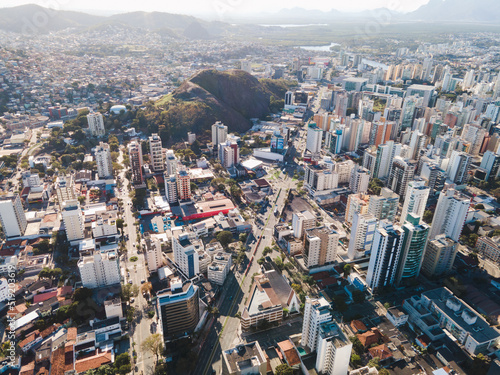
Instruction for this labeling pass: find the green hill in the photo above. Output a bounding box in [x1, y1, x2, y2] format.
[152, 69, 295, 142]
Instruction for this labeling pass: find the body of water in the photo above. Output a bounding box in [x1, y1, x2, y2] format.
[298, 42, 339, 52]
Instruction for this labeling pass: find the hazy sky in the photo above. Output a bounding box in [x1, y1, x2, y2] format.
[2, 0, 431, 16]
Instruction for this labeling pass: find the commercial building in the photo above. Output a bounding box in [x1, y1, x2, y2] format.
[348, 212, 377, 260]
[87, 112, 105, 137]
[62, 199, 85, 243]
[303, 226, 339, 269]
[78, 250, 121, 288]
[476, 236, 500, 265]
[95, 142, 113, 179]
[399, 180, 430, 224]
[429, 188, 470, 242]
[421, 235, 457, 278]
[368, 188, 399, 222]
[222, 341, 267, 375]
[157, 278, 200, 341]
[0, 194, 27, 238]
[149, 133, 164, 172]
[316, 320, 352, 375]
[404, 288, 500, 355]
[366, 221, 404, 292]
[128, 140, 143, 185]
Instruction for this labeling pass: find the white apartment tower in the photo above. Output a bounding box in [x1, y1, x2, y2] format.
[62, 199, 85, 243]
[292, 210, 316, 239]
[316, 320, 353, 375]
[165, 150, 178, 176]
[399, 179, 430, 224]
[164, 175, 178, 204]
[172, 231, 202, 278]
[87, 112, 106, 137]
[428, 188, 470, 242]
[149, 133, 164, 172]
[349, 167, 370, 194]
[368, 188, 399, 222]
[302, 297, 332, 351]
[212, 121, 228, 146]
[78, 251, 121, 288]
[348, 212, 378, 260]
[95, 142, 113, 179]
[145, 236, 163, 272]
[0, 195, 27, 238]
[306, 123, 323, 155]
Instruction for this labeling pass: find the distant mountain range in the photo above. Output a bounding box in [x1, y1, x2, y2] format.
[0, 4, 231, 37]
[0, 1, 498, 37]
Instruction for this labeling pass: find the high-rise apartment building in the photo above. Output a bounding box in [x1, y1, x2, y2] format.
[306, 122, 323, 155]
[164, 174, 178, 204]
[0, 195, 27, 238]
[62, 199, 84, 243]
[421, 235, 458, 278]
[149, 133, 164, 172]
[172, 231, 203, 278]
[144, 233, 163, 273]
[399, 180, 430, 224]
[397, 213, 429, 283]
[368, 188, 399, 222]
[388, 157, 416, 202]
[87, 112, 105, 137]
[345, 193, 370, 225]
[480, 150, 500, 181]
[212, 121, 228, 145]
[95, 142, 113, 179]
[219, 142, 239, 168]
[315, 320, 352, 375]
[347, 212, 378, 260]
[157, 278, 199, 341]
[373, 141, 401, 180]
[428, 188, 470, 242]
[78, 250, 121, 288]
[303, 226, 339, 269]
[446, 151, 472, 185]
[292, 210, 316, 239]
[304, 164, 338, 195]
[165, 150, 178, 176]
[176, 169, 191, 201]
[128, 140, 143, 185]
[302, 297, 332, 351]
[349, 167, 370, 194]
[366, 221, 404, 291]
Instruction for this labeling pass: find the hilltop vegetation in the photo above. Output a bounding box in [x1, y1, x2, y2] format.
[150, 69, 296, 143]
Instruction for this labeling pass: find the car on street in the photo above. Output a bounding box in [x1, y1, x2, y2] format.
[128, 280, 133, 284]
[141, 279, 145, 284]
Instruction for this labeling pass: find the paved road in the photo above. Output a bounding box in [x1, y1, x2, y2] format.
[193, 170, 298, 375]
[117, 149, 156, 375]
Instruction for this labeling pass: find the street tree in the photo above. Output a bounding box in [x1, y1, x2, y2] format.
[141, 334, 164, 365]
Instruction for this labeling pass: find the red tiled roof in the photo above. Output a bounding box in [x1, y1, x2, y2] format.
[50, 347, 66, 375]
[19, 331, 40, 349]
[357, 328, 382, 347]
[33, 291, 57, 304]
[277, 340, 301, 367]
[74, 352, 112, 374]
[350, 320, 367, 333]
[368, 344, 392, 360]
[20, 361, 35, 375]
